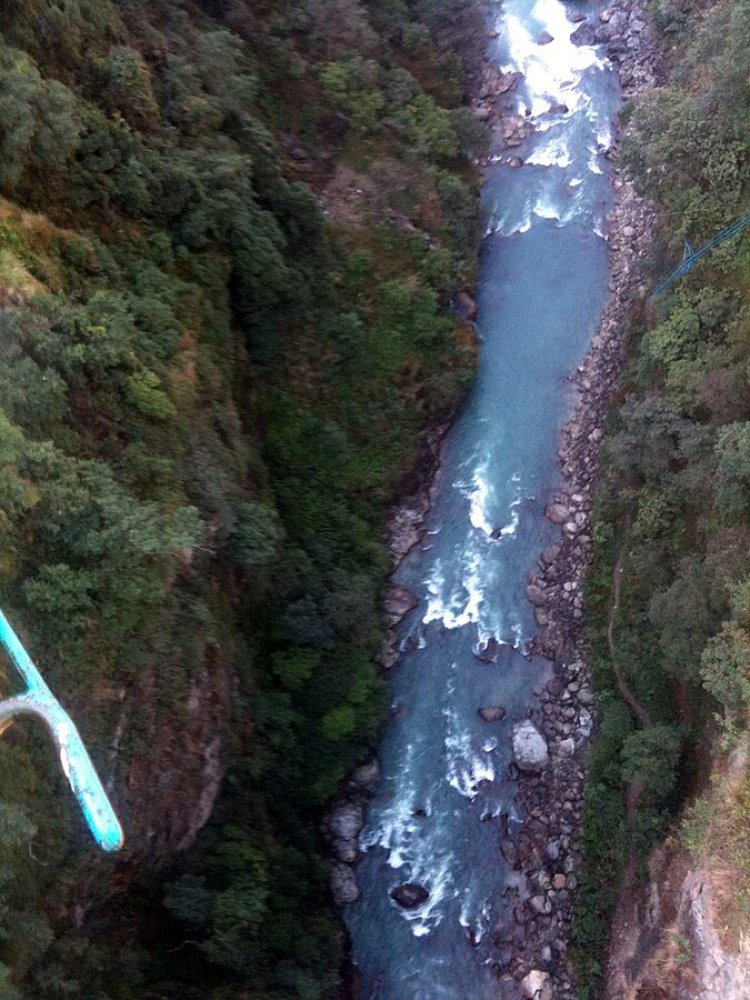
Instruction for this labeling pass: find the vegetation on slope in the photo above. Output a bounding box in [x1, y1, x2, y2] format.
[0, 2, 485, 997]
[573, 0, 750, 993]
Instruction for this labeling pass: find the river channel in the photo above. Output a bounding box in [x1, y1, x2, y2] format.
[345, 1, 619, 996]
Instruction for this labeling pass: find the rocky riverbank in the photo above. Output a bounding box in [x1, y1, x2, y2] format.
[326, 420, 453, 905]
[505, 1, 662, 996]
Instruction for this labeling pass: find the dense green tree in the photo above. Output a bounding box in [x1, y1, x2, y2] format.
[621, 724, 683, 807]
[700, 621, 750, 710]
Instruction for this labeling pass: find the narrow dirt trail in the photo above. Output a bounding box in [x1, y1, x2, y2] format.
[608, 550, 653, 728]
[604, 544, 656, 994]
[607, 546, 653, 881]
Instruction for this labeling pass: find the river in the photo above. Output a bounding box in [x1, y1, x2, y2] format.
[345, 1, 619, 996]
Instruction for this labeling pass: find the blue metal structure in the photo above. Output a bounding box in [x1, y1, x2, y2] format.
[653, 213, 750, 296]
[0, 610, 124, 852]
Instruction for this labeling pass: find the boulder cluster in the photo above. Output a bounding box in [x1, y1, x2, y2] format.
[506, 0, 661, 994]
[526, 154, 659, 667]
[493, 663, 593, 995]
[471, 65, 522, 129]
[572, 0, 661, 97]
[326, 759, 381, 905]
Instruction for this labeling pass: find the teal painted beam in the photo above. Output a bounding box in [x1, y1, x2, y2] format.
[0, 610, 124, 853]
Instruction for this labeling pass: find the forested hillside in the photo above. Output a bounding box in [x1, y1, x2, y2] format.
[0, 2, 484, 997]
[573, 0, 750, 992]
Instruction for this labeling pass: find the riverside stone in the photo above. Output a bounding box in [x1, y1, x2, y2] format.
[520, 970, 553, 1000]
[454, 289, 478, 322]
[330, 862, 359, 905]
[539, 543, 561, 566]
[328, 802, 363, 843]
[571, 21, 597, 45]
[384, 584, 418, 621]
[544, 503, 571, 524]
[526, 583, 548, 607]
[351, 758, 380, 788]
[512, 721, 549, 772]
[559, 737, 576, 757]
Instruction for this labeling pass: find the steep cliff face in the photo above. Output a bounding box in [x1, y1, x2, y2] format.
[605, 743, 750, 1000]
[120, 647, 232, 858]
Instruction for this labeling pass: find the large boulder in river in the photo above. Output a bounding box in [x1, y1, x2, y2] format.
[512, 721, 549, 772]
[473, 636, 501, 663]
[390, 883, 430, 909]
[478, 705, 506, 722]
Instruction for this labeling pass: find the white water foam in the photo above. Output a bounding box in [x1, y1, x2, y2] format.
[486, 208, 533, 238]
[524, 132, 573, 169]
[445, 724, 496, 799]
[587, 146, 604, 174]
[467, 468, 494, 536]
[596, 118, 614, 151]
[423, 552, 484, 630]
[502, 0, 604, 120]
[535, 117, 563, 133]
[532, 191, 563, 220]
[494, 507, 520, 538]
[511, 621, 524, 648]
[475, 897, 493, 944]
[532, 187, 581, 226]
[459, 894, 494, 946]
[402, 850, 454, 936]
[444, 678, 496, 799]
[359, 751, 460, 936]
